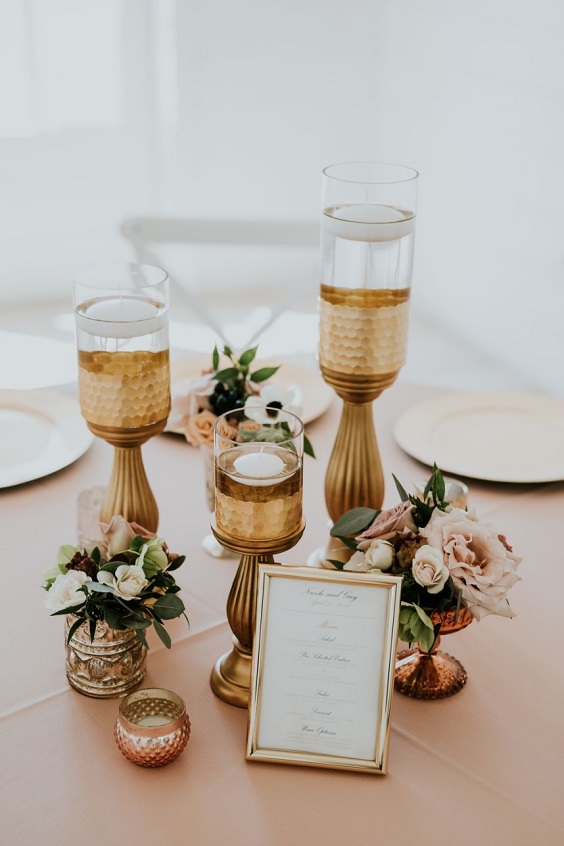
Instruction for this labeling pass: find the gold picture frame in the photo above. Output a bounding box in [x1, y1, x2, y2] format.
[246, 565, 402, 774]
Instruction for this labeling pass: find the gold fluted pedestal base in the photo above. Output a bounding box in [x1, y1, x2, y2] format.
[88, 420, 166, 533]
[210, 518, 305, 708]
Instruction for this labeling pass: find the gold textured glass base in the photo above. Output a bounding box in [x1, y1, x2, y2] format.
[394, 607, 474, 700]
[395, 647, 468, 699]
[209, 517, 305, 708]
[65, 616, 146, 698]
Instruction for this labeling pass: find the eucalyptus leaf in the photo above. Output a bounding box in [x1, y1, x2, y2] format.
[50, 602, 86, 617]
[153, 619, 172, 649]
[392, 474, 410, 503]
[330, 508, 378, 538]
[87, 582, 115, 594]
[153, 593, 185, 620]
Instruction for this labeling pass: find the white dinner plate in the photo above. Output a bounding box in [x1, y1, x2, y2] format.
[0, 390, 93, 488]
[169, 354, 333, 432]
[393, 391, 564, 483]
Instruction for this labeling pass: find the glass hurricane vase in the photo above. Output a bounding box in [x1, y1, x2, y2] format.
[318, 162, 418, 519]
[73, 262, 170, 533]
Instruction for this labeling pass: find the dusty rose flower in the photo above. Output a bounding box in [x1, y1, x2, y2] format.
[411, 544, 449, 594]
[356, 501, 417, 547]
[185, 409, 216, 446]
[420, 508, 521, 620]
[101, 515, 154, 557]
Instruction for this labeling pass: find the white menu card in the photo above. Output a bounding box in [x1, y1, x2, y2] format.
[247, 565, 402, 774]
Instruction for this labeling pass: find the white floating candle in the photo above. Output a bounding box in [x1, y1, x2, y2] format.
[322, 203, 415, 242]
[233, 449, 285, 487]
[75, 295, 168, 339]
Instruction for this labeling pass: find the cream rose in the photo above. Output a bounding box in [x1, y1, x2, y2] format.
[363, 539, 394, 571]
[97, 564, 148, 600]
[343, 551, 370, 572]
[412, 544, 450, 594]
[420, 508, 521, 619]
[44, 570, 88, 612]
[185, 409, 216, 446]
[356, 501, 417, 546]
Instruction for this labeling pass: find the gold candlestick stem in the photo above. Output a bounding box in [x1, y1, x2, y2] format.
[210, 519, 305, 708]
[324, 400, 384, 522]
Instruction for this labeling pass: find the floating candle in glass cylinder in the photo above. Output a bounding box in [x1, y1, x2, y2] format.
[214, 410, 304, 541]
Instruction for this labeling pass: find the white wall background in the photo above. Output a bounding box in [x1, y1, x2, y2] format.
[1, 0, 563, 394]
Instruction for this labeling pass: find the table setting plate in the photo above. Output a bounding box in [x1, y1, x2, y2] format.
[393, 391, 564, 483]
[169, 354, 333, 432]
[0, 389, 93, 488]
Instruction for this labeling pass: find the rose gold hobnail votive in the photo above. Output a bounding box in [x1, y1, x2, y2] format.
[114, 688, 191, 767]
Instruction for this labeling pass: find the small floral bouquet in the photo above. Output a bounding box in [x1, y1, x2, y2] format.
[167, 344, 315, 457]
[42, 516, 187, 649]
[329, 465, 521, 651]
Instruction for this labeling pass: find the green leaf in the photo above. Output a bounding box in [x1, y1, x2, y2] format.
[166, 555, 185, 572]
[87, 582, 115, 593]
[66, 617, 85, 644]
[222, 345, 232, 358]
[153, 619, 172, 649]
[326, 559, 346, 571]
[392, 474, 410, 502]
[88, 618, 96, 643]
[214, 367, 239, 382]
[332, 535, 359, 551]
[57, 544, 79, 566]
[123, 616, 151, 630]
[136, 627, 149, 649]
[304, 435, 316, 458]
[152, 593, 185, 620]
[250, 366, 279, 383]
[212, 345, 219, 371]
[238, 346, 258, 367]
[103, 606, 127, 630]
[330, 508, 378, 538]
[91, 546, 101, 563]
[50, 602, 86, 617]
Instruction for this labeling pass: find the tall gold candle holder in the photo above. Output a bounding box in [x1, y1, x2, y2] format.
[73, 263, 170, 532]
[210, 408, 305, 708]
[319, 162, 418, 519]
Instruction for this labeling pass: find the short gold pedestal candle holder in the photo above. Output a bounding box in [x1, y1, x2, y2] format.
[318, 162, 418, 520]
[73, 263, 170, 532]
[209, 408, 305, 708]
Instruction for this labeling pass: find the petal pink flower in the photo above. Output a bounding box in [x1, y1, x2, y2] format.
[101, 515, 154, 557]
[420, 508, 521, 620]
[356, 500, 417, 547]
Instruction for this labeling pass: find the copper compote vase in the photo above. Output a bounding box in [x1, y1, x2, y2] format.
[394, 606, 474, 699]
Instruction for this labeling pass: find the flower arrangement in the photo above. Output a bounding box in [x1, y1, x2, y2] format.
[42, 516, 187, 649]
[329, 465, 521, 651]
[168, 344, 315, 457]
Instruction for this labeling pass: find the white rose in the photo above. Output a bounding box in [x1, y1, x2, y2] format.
[343, 550, 370, 572]
[363, 539, 394, 571]
[44, 570, 88, 612]
[412, 544, 450, 594]
[97, 564, 148, 600]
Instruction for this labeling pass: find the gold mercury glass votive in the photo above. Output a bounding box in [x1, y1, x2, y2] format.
[114, 688, 191, 767]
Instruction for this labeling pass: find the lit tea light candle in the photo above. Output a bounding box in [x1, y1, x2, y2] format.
[136, 714, 171, 727]
[233, 448, 285, 486]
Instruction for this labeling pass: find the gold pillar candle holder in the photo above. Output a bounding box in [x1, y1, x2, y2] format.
[114, 688, 191, 767]
[319, 163, 418, 520]
[210, 408, 306, 708]
[73, 263, 170, 532]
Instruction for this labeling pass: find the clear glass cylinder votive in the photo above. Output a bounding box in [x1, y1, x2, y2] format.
[114, 688, 191, 767]
[214, 407, 304, 541]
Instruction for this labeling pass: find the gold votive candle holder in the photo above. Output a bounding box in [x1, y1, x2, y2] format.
[114, 688, 191, 767]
